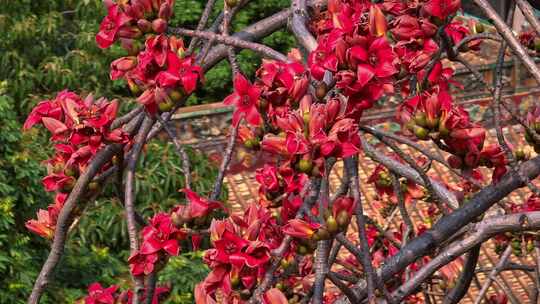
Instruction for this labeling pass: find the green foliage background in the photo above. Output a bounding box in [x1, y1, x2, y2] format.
[0, 0, 294, 303]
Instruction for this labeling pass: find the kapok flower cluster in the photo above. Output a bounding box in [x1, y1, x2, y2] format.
[24, 91, 130, 239]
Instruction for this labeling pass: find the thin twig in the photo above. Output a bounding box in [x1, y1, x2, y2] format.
[442, 245, 481, 304]
[391, 173, 414, 246]
[154, 114, 192, 189]
[186, 0, 218, 54]
[169, 28, 288, 61]
[210, 123, 239, 201]
[360, 136, 459, 209]
[345, 157, 377, 304]
[327, 272, 360, 303]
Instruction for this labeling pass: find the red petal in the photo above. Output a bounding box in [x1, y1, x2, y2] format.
[42, 117, 68, 135]
[163, 239, 180, 256]
[356, 64, 375, 88]
[263, 289, 289, 304]
[349, 45, 368, 62]
[234, 73, 250, 94]
[140, 238, 162, 255]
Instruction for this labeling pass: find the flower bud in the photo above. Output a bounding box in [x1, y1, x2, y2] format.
[280, 258, 290, 269]
[61, 178, 76, 193]
[336, 210, 351, 229]
[64, 165, 79, 177]
[225, 0, 239, 8]
[128, 81, 142, 96]
[413, 125, 429, 140]
[52, 163, 64, 173]
[158, 99, 174, 112]
[88, 181, 100, 192]
[474, 22, 485, 34]
[414, 112, 428, 127]
[296, 245, 308, 255]
[426, 116, 439, 130]
[315, 82, 327, 100]
[171, 212, 184, 227]
[297, 158, 313, 174]
[326, 216, 338, 234]
[244, 138, 260, 149]
[230, 275, 241, 289]
[158, 2, 172, 19]
[315, 227, 331, 240]
[169, 89, 184, 103]
[113, 56, 138, 72]
[118, 26, 142, 39]
[120, 38, 142, 56]
[438, 120, 450, 138]
[152, 18, 168, 33]
[137, 19, 153, 33]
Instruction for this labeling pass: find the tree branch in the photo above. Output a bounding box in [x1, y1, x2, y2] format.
[391, 212, 540, 303]
[335, 155, 540, 303]
[472, 0, 540, 84]
[155, 114, 192, 189]
[515, 0, 540, 37]
[291, 0, 317, 52]
[210, 123, 239, 201]
[473, 245, 513, 304]
[27, 144, 123, 304]
[125, 117, 155, 304]
[345, 157, 377, 303]
[442, 245, 481, 304]
[360, 138, 459, 209]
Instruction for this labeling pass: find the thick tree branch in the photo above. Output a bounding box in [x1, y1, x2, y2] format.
[291, 0, 317, 52]
[125, 117, 155, 304]
[390, 213, 540, 303]
[335, 155, 540, 303]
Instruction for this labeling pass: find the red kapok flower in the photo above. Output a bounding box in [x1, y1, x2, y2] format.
[182, 189, 224, 218]
[84, 282, 118, 304]
[223, 73, 262, 126]
[282, 219, 321, 239]
[423, 0, 461, 20]
[255, 164, 280, 193]
[96, 4, 132, 49]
